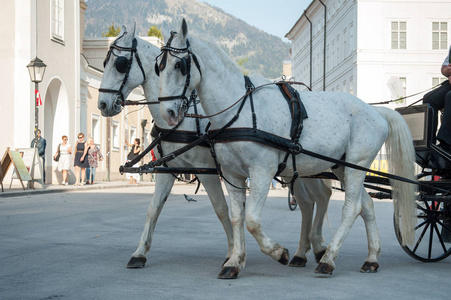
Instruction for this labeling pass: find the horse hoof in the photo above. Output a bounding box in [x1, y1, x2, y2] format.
[217, 266, 240, 279]
[314, 250, 326, 263]
[315, 263, 334, 275]
[126, 256, 147, 268]
[278, 248, 290, 265]
[289, 256, 307, 267]
[360, 261, 379, 273]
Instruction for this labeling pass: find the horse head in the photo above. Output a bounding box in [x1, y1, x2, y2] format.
[157, 19, 202, 126]
[98, 23, 150, 117]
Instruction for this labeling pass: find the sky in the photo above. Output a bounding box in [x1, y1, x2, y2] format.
[199, 0, 313, 42]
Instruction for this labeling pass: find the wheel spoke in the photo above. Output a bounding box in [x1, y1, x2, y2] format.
[413, 222, 430, 254]
[428, 221, 434, 259]
[432, 222, 448, 254]
[415, 219, 428, 231]
[437, 219, 451, 235]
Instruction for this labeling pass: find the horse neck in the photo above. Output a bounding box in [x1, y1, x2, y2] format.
[191, 38, 248, 125]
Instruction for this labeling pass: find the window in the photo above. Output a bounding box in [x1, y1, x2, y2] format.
[51, 0, 64, 41]
[343, 28, 348, 57]
[112, 121, 119, 150]
[391, 21, 406, 49]
[432, 22, 448, 50]
[91, 114, 100, 145]
[432, 77, 447, 87]
[129, 126, 136, 145]
[349, 76, 354, 95]
[397, 77, 407, 104]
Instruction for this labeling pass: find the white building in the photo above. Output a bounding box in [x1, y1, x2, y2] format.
[286, 0, 451, 109]
[1, 0, 160, 185]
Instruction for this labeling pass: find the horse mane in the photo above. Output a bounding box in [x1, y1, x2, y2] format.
[189, 34, 245, 76]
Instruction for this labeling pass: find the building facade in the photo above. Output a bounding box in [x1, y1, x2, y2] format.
[286, 0, 451, 109]
[1, 0, 160, 184]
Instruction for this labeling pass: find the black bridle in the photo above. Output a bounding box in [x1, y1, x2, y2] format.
[99, 37, 147, 113]
[155, 31, 202, 112]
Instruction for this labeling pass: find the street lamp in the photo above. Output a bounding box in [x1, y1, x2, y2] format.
[27, 57, 47, 148]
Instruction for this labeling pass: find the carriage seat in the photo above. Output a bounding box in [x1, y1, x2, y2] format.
[396, 104, 451, 176]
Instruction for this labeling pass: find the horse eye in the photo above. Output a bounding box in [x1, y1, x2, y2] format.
[174, 61, 181, 69]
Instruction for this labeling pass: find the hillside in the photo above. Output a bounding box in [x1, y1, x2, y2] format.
[84, 0, 290, 78]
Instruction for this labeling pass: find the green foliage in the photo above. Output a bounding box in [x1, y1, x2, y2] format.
[147, 25, 163, 40]
[102, 22, 121, 37]
[237, 58, 249, 76]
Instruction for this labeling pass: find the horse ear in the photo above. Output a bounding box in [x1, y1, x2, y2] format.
[160, 22, 170, 43]
[131, 22, 136, 37]
[180, 18, 188, 40]
[121, 24, 135, 45]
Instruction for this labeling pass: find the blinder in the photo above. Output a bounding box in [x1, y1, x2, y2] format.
[178, 57, 188, 76]
[115, 56, 129, 73]
[154, 55, 188, 77]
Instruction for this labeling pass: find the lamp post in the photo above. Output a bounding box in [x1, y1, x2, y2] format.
[140, 119, 147, 182]
[27, 57, 47, 148]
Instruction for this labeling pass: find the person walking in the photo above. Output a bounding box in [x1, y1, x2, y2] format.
[73, 133, 89, 186]
[86, 138, 103, 184]
[54, 135, 72, 185]
[125, 138, 141, 184]
[30, 129, 47, 183]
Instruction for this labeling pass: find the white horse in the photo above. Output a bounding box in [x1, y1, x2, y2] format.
[97, 25, 332, 270]
[156, 19, 417, 278]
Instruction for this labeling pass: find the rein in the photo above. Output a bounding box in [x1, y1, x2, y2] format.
[185, 81, 311, 119]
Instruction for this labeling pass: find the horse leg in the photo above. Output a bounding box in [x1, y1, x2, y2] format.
[218, 173, 247, 279]
[287, 178, 314, 267]
[315, 167, 364, 275]
[246, 170, 289, 264]
[289, 178, 331, 267]
[307, 178, 331, 263]
[127, 174, 175, 268]
[196, 174, 234, 264]
[359, 190, 381, 273]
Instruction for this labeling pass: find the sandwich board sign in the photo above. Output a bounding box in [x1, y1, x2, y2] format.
[15, 147, 44, 188]
[0, 147, 33, 191]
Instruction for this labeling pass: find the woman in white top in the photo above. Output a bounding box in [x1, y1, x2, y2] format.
[54, 135, 72, 185]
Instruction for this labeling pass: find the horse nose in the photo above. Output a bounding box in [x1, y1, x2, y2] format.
[98, 99, 108, 111]
[167, 108, 176, 120]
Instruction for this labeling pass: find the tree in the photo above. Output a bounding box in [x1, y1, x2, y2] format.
[237, 57, 249, 76]
[102, 22, 121, 37]
[147, 25, 163, 40]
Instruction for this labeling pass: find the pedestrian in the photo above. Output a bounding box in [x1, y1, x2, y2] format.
[86, 138, 103, 184]
[73, 133, 89, 186]
[125, 138, 141, 184]
[151, 149, 157, 182]
[271, 178, 277, 189]
[30, 129, 46, 183]
[423, 45, 451, 152]
[54, 135, 72, 185]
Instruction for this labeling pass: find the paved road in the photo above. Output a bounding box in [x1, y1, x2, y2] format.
[0, 184, 450, 299]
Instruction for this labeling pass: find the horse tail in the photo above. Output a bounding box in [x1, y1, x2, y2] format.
[374, 106, 417, 246]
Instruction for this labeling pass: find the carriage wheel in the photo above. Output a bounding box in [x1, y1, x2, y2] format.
[288, 190, 297, 211]
[393, 195, 451, 262]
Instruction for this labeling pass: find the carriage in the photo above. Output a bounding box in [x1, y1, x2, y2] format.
[99, 21, 451, 278]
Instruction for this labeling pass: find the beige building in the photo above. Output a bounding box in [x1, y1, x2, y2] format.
[1, 0, 161, 184]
